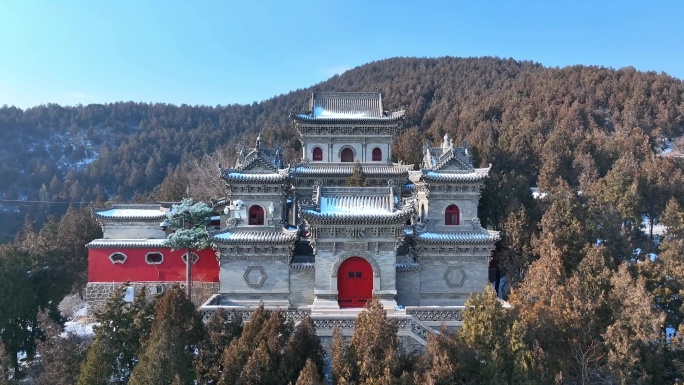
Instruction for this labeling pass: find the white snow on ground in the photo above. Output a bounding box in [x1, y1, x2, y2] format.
[642, 216, 668, 236]
[60, 296, 97, 337]
[530, 187, 547, 199]
[661, 139, 674, 155]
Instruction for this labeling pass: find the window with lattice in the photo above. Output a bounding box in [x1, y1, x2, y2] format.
[109, 252, 128, 264]
[145, 252, 164, 264]
[312, 147, 323, 161]
[249, 205, 264, 225]
[445, 204, 460, 225]
[181, 252, 200, 265]
[372, 147, 382, 161]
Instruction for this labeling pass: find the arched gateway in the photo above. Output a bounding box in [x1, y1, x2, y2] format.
[337, 257, 373, 308]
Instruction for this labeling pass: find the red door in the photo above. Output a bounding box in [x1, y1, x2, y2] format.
[337, 257, 373, 308]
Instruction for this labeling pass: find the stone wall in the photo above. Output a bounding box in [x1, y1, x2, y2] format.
[219, 259, 291, 306]
[289, 265, 315, 307]
[303, 140, 393, 163]
[101, 223, 166, 239]
[395, 269, 420, 306]
[419, 260, 488, 306]
[86, 281, 219, 316]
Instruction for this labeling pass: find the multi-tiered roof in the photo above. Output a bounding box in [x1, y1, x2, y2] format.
[291, 91, 405, 124]
[300, 186, 413, 225]
[415, 136, 491, 183]
[220, 135, 290, 184]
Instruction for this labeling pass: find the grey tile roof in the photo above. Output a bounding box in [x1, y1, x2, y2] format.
[292, 113, 405, 123]
[221, 171, 289, 183]
[425, 147, 474, 171]
[213, 230, 299, 244]
[291, 91, 405, 122]
[301, 185, 414, 224]
[420, 168, 490, 182]
[414, 230, 500, 244]
[87, 239, 168, 249]
[93, 205, 167, 222]
[293, 164, 412, 177]
[300, 209, 414, 225]
[312, 92, 385, 117]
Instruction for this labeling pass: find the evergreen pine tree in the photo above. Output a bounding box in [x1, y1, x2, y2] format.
[350, 297, 408, 383]
[459, 285, 515, 384]
[331, 326, 356, 385]
[79, 285, 152, 385]
[294, 358, 325, 385]
[35, 310, 90, 385]
[128, 285, 204, 385]
[220, 306, 270, 384]
[0, 245, 37, 377]
[420, 326, 479, 385]
[346, 161, 367, 187]
[281, 315, 325, 383]
[194, 309, 243, 384]
[603, 264, 666, 384]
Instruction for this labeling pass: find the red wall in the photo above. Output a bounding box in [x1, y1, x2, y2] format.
[88, 248, 219, 283]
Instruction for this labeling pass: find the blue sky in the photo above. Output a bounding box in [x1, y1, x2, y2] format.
[1, 1, 682, 109]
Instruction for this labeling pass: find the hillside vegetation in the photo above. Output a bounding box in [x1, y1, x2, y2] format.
[3, 56, 684, 383]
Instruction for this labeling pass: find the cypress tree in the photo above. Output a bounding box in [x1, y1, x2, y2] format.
[460, 285, 518, 384]
[331, 326, 356, 384]
[281, 315, 325, 383]
[194, 309, 243, 384]
[35, 311, 90, 385]
[128, 285, 204, 385]
[350, 297, 408, 383]
[220, 305, 269, 384]
[294, 358, 324, 385]
[78, 285, 153, 385]
[421, 325, 479, 385]
[346, 161, 367, 187]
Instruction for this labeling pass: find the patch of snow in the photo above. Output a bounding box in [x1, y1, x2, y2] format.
[642, 215, 668, 236]
[530, 187, 547, 199]
[648, 253, 658, 261]
[76, 153, 98, 167]
[319, 196, 392, 215]
[61, 302, 96, 337]
[667, 327, 676, 343]
[313, 106, 368, 118]
[97, 208, 164, 218]
[63, 321, 96, 337]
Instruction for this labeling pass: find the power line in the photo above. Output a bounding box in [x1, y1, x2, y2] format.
[0, 198, 99, 204]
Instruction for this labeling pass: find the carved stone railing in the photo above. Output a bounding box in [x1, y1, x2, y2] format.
[405, 306, 465, 323]
[396, 316, 435, 343]
[309, 314, 434, 346]
[396, 262, 420, 272]
[311, 315, 358, 331]
[199, 302, 311, 323]
[290, 262, 315, 271]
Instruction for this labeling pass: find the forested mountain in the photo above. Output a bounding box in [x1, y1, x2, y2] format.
[1, 56, 683, 241]
[4, 56, 684, 383]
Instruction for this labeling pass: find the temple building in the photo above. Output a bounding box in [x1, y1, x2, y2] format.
[85, 204, 220, 310]
[86, 91, 500, 345]
[205, 91, 499, 329]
